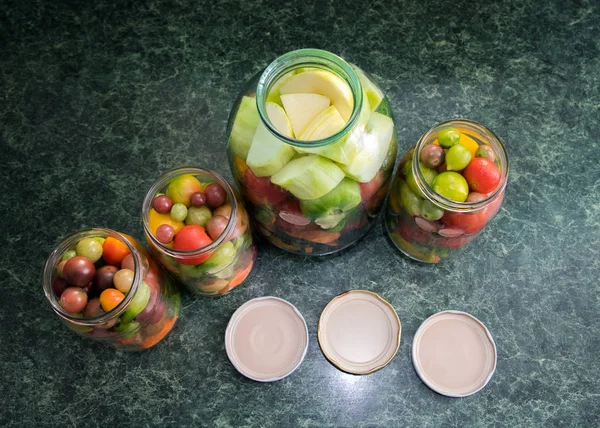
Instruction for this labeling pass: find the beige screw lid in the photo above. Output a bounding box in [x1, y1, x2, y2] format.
[318, 290, 402, 375]
[225, 297, 309, 382]
[412, 311, 497, 397]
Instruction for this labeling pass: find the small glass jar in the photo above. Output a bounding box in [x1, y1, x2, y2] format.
[226, 49, 397, 255]
[385, 119, 509, 263]
[43, 228, 180, 351]
[142, 167, 256, 296]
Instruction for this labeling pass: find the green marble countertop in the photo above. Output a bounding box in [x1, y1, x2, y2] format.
[1, 0, 599, 426]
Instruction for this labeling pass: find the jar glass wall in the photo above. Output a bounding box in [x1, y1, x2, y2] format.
[226, 49, 397, 255]
[142, 167, 256, 296]
[43, 228, 180, 351]
[385, 119, 509, 262]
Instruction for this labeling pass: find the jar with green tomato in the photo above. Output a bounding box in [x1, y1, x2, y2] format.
[43, 228, 181, 350]
[385, 119, 509, 262]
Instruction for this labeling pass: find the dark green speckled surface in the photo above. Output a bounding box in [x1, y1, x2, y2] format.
[1, 0, 599, 426]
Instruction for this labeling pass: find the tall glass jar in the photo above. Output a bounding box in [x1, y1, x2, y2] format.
[226, 49, 397, 255]
[43, 228, 180, 351]
[142, 167, 256, 296]
[385, 120, 509, 263]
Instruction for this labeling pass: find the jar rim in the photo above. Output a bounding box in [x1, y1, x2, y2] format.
[255, 48, 364, 149]
[141, 167, 238, 259]
[412, 119, 510, 212]
[43, 228, 143, 326]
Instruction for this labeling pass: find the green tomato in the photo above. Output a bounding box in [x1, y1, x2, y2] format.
[406, 162, 437, 197]
[205, 241, 237, 273]
[120, 281, 151, 324]
[399, 180, 422, 216]
[92, 236, 106, 246]
[445, 144, 472, 171]
[432, 172, 469, 202]
[438, 128, 460, 148]
[178, 263, 206, 279]
[475, 145, 496, 162]
[185, 206, 212, 226]
[60, 250, 77, 262]
[115, 320, 140, 338]
[75, 238, 103, 263]
[170, 203, 188, 222]
[420, 199, 444, 221]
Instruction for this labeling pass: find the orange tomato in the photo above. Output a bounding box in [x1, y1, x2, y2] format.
[148, 208, 185, 236]
[102, 237, 131, 265]
[99, 288, 125, 312]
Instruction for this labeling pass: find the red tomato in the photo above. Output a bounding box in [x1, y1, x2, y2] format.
[433, 234, 476, 249]
[276, 200, 311, 232]
[359, 172, 383, 202]
[360, 171, 388, 214]
[462, 158, 501, 193]
[398, 218, 431, 244]
[441, 209, 488, 235]
[243, 168, 289, 206]
[102, 237, 131, 265]
[173, 225, 213, 265]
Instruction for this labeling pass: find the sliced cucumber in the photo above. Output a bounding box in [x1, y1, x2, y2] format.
[246, 122, 295, 177]
[229, 96, 259, 160]
[266, 102, 294, 136]
[299, 105, 345, 141]
[271, 155, 345, 200]
[280, 93, 330, 137]
[339, 112, 394, 183]
[279, 69, 354, 121]
[267, 71, 297, 105]
[352, 65, 385, 111]
[300, 178, 362, 229]
[295, 89, 371, 165]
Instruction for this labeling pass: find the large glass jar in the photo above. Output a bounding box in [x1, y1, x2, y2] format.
[142, 167, 256, 296]
[43, 228, 180, 351]
[385, 120, 509, 263]
[226, 49, 397, 255]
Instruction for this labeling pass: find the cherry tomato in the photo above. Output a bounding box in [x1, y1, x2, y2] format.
[462, 157, 501, 193]
[99, 288, 125, 312]
[445, 144, 472, 171]
[102, 237, 131, 266]
[173, 225, 213, 265]
[438, 128, 460, 148]
[432, 172, 469, 202]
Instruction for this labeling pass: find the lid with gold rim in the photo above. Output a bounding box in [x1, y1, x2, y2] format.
[318, 290, 401, 375]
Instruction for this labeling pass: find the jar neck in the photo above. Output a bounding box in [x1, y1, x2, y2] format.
[413, 119, 510, 213]
[43, 228, 143, 326]
[256, 48, 363, 148]
[142, 167, 238, 260]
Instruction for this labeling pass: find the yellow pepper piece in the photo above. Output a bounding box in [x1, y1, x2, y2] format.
[234, 156, 249, 178]
[459, 133, 479, 158]
[148, 208, 185, 236]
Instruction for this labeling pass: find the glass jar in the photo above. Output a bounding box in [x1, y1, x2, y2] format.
[43, 228, 180, 351]
[142, 167, 256, 296]
[226, 49, 397, 255]
[385, 119, 509, 263]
